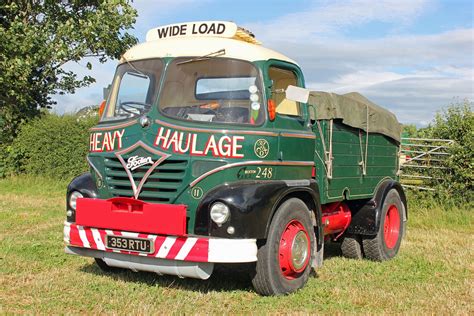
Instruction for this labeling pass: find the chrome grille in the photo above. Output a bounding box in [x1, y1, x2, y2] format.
[104, 156, 189, 203]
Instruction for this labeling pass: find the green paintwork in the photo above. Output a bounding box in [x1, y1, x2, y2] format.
[87, 57, 399, 234]
[314, 120, 398, 203]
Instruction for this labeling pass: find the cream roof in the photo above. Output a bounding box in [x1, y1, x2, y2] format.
[120, 37, 297, 65]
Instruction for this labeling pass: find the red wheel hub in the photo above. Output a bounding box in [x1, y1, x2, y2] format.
[278, 220, 310, 279]
[383, 204, 401, 249]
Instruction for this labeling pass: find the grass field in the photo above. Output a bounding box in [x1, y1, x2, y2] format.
[0, 176, 472, 314]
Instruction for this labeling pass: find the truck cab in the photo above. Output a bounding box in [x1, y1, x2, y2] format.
[65, 21, 407, 295]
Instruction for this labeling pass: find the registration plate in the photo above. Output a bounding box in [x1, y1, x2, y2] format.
[105, 235, 153, 254]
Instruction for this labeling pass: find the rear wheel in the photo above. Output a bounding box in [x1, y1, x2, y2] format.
[251, 198, 314, 295]
[341, 234, 363, 259]
[362, 189, 405, 261]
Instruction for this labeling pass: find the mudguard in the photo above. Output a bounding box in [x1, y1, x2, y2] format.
[66, 172, 99, 222]
[346, 179, 407, 236]
[194, 180, 323, 246]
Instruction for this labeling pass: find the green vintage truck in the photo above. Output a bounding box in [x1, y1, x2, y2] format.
[64, 21, 407, 295]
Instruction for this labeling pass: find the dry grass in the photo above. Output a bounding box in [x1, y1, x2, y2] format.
[0, 176, 473, 314]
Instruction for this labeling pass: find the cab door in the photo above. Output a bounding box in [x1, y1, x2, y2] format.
[264, 60, 315, 165]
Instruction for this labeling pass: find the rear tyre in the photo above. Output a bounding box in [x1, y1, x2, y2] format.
[95, 258, 121, 273]
[341, 234, 363, 259]
[251, 198, 314, 295]
[362, 189, 405, 261]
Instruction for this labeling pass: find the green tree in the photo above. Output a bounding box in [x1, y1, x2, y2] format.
[0, 0, 138, 144]
[426, 100, 473, 204]
[401, 124, 418, 138]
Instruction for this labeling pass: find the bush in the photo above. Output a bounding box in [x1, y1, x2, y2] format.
[3, 113, 97, 179]
[422, 100, 473, 205]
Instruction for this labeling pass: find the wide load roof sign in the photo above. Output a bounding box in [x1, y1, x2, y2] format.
[146, 21, 261, 44]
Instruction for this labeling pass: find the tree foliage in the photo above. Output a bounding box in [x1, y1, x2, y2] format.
[401, 100, 473, 206]
[401, 124, 419, 138]
[424, 100, 473, 204]
[0, 0, 138, 143]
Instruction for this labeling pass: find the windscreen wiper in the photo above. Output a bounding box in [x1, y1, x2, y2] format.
[122, 55, 147, 77]
[176, 49, 226, 65]
[126, 71, 148, 79]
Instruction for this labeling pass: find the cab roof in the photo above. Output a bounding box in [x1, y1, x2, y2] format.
[120, 21, 297, 65]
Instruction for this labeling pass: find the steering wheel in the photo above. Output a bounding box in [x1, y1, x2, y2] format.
[199, 101, 221, 110]
[119, 101, 151, 114]
[188, 102, 226, 121]
[181, 102, 219, 115]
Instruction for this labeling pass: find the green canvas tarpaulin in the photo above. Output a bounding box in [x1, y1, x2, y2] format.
[308, 91, 402, 142]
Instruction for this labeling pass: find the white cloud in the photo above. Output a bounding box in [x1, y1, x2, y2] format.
[132, 0, 212, 40]
[277, 28, 473, 70]
[240, 0, 472, 125]
[262, 26, 473, 125]
[51, 0, 473, 126]
[246, 0, 430, 40]
[312, 71, 406, 92]
[307, 71, 473, 124]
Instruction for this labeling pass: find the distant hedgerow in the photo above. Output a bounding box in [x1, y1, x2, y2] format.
[3, 113, 97, 179]
[404, 99, 473, 206]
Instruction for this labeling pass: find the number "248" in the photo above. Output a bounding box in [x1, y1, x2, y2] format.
[256, 167, 273, 179]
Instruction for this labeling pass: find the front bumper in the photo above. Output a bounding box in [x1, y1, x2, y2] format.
[64, 222, 257, 264]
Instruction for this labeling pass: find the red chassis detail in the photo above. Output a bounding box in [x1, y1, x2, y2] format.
[321, 202, 352, 237]
[76, 197, 187, 236]
[65, 223, 210, 262]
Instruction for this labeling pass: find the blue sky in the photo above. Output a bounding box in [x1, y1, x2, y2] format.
[53, 0, 474, 126]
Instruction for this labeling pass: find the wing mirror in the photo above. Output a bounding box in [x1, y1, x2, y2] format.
[285, 85, 310, 103]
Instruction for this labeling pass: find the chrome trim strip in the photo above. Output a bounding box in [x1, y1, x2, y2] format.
[190, 160, 314, 187]
[284, 179, 311, 187]
[87, 156, 103, 180]
[154, 119, 279, 136]
[90, 119, 138, 131]
[65, 246, 214, 279]
[280, 133, 316, 139]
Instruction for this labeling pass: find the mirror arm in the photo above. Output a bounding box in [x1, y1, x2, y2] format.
[306, 103, 316, 128]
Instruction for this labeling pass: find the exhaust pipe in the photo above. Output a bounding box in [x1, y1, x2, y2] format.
[66, 246, 213, 280]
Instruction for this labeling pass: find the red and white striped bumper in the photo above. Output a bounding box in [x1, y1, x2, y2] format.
[64, 222, 257, 263]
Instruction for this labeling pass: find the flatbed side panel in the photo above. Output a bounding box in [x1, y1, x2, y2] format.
[314, 120, 398, 203]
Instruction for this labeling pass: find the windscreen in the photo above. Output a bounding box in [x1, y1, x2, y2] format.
[159, 58, 264, 125]
[101, 59, 163, 121]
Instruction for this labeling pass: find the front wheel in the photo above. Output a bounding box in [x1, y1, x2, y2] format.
[95, 258, 122, 273]
[251, 198, 314, 295]
[362, 189, 405, 261]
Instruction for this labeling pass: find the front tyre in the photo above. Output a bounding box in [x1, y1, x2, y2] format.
[95, 258, 122, 273]
[251, 198, 314, 295]
[362, 189, 405, 261]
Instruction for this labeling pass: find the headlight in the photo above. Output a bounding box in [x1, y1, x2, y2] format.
[210, 202, 230, 226]
[69, 191, 83, 210]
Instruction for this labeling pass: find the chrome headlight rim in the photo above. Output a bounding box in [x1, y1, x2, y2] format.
[69, 191, 84, 211]
[210, 202, 230, 226]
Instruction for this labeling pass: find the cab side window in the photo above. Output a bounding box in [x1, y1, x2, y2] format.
[269, 67, 300, 116]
